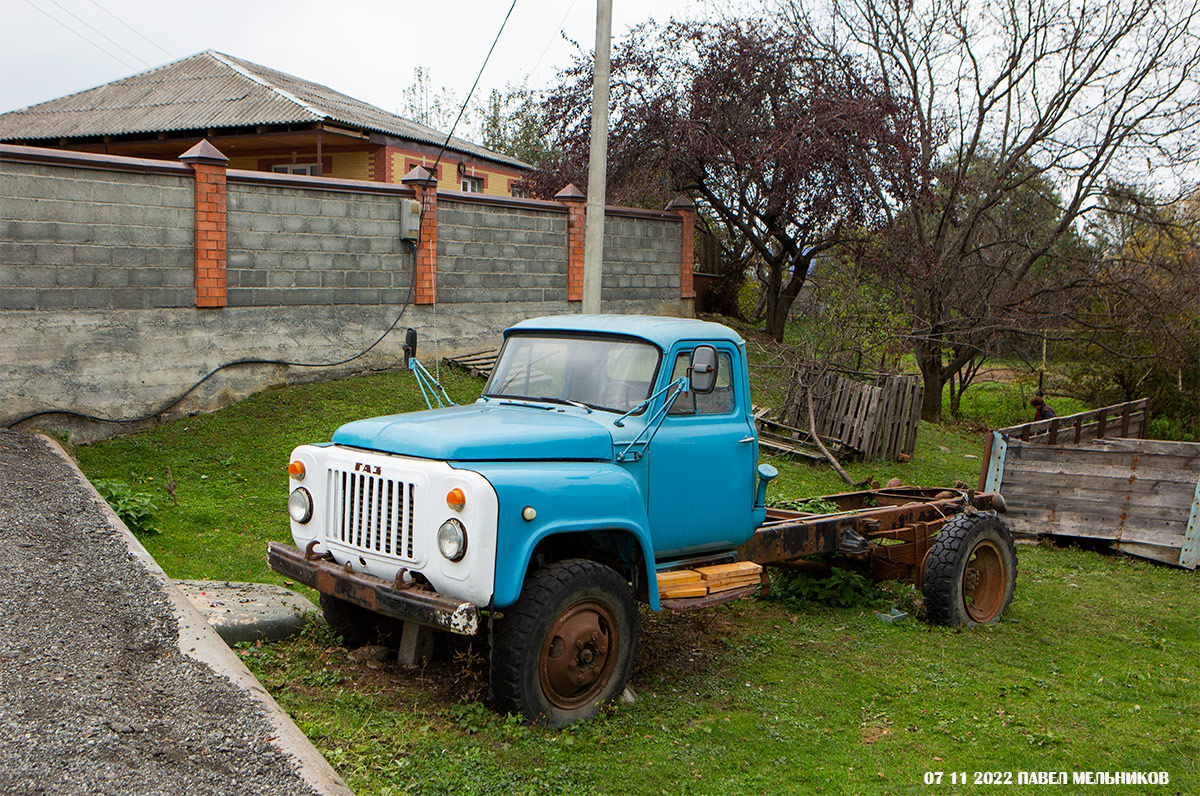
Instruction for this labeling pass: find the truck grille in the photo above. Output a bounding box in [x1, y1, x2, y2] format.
[326, 468, 416, 561]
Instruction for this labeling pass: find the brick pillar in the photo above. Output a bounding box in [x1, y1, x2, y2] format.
[180, 141, 229, 308]
[667, 194, 696, 299]
[403, 166, 438, 304]
[555, 184, 586, 302]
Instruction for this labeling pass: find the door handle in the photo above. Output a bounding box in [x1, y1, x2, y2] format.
[738, 436, 754, 443]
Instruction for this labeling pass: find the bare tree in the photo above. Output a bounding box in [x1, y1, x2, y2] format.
[785, 0, 1200, 420]
[536, 18, 919, 341]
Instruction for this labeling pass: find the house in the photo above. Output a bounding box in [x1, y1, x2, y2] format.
[0, 50, 530, 196]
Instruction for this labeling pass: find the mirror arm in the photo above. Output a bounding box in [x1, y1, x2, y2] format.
[615, 377, 688, 462]
[408, 357, 456, 410]
[613, 376, 688, 428]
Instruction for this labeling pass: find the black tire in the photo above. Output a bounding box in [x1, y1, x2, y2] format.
[491, 559, 639, 727]
[319, 593, 379, 648]
[923, 513, 1018, 627]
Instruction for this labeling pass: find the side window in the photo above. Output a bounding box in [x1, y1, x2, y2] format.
[667, 351, 735, 415]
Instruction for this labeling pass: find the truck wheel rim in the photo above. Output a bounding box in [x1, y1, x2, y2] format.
[539, 601, 619, 710]
[963, 540, 1005, 622]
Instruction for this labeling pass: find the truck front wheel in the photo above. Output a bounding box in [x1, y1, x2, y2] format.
[491, 559, 639, 727]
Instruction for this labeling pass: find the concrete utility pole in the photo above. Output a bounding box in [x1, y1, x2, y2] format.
[582, 0, 612, 315]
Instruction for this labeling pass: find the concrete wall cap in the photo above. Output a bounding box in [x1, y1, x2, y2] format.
[666, 194, 695, 211]
[401, 165, 436, 185]
[554, 183, 586, 202]
[179, 140, 229, 165]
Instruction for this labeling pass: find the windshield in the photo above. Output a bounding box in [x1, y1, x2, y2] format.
[484, 334, 661, 413]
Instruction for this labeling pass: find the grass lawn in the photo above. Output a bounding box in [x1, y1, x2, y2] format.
[70, 361, 1199, 795]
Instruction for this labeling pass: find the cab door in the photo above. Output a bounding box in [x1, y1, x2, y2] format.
[646, 343, 758, 557]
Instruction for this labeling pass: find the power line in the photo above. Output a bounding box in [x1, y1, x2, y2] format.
[23, 0, 138, 72]
[429, 0, 518, 180]
[86, 0, 175, 60]
[43, 0, 154, 68]
[525, 0, 580, 91]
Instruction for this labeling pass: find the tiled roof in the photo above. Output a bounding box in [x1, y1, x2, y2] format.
[0, 50, 529, 169]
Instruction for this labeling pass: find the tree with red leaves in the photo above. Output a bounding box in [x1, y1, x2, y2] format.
[537, 18, 920, 341]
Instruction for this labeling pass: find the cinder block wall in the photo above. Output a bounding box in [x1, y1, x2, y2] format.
[0, 145, 693, 441]
[227, 182, 413, 306]
[1, 160, 194, 310]
[438, 200, 569, 304]
[601, 214, 682, 303]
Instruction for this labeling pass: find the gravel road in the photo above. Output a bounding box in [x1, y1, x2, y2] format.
[0, 430, 324, 796]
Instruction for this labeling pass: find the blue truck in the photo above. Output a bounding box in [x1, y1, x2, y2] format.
[269, 314, 1015, 726]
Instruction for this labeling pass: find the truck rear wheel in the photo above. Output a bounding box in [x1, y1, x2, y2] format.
[923, 513, 1017, 627]
[491, 559, 639, 727]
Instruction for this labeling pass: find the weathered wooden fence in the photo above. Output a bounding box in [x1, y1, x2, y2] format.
[995, 398, 1149, 445]
[787, 374, 922, 461]
[980, 400, 1199, 570]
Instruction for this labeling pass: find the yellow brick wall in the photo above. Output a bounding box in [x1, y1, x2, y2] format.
[226, 155, 259, 171]
[225, 147, 524, 192]
[331, 151, 370, 181]
[225, 151, 370, 180]
[392, 149, 524, 196]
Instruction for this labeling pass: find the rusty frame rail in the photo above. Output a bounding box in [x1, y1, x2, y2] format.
[738, 487, 1003, 586]
[268, 542, 480, 635]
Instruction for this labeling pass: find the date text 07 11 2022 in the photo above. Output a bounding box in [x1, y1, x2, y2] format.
[923, 771, 1171, 786]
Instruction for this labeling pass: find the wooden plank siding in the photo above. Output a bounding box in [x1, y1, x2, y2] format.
[991, 436, 1200, 569]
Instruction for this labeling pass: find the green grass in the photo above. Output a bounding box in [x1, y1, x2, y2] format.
[72, 367, 483, 585]
[946, 378, 1092, 431]
[235, 543, 1199, 795]
[69, 357, 1200, 795]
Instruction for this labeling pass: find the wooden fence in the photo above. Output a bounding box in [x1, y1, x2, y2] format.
[787, 374, 922, 461]
[995, 399, 1150, 446]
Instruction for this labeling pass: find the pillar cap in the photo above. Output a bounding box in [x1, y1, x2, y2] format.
[666, 194, 695, 212]
[179, 140, 228, 165]
[402, 165, 437, 185]
[554, 183, 586, 202]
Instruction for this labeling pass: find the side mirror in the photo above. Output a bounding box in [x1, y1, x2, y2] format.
[689, 345, 719, 394]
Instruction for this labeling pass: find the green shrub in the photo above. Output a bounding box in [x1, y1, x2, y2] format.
[92, 479, 161, 536]
[769, 566, 880, 609]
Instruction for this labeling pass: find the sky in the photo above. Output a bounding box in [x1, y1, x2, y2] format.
[1, 0, 726, 130]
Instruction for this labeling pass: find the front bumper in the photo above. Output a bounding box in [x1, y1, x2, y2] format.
[268, 542, 480, 636]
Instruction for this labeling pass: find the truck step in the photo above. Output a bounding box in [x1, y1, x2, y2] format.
[657, 562, 762, 599]
[659, 582, 762, 611]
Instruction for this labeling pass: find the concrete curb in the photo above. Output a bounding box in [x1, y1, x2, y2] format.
[40, 434, 355, 796]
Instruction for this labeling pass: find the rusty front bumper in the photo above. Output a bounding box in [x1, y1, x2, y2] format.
[267, 542, 480, 636]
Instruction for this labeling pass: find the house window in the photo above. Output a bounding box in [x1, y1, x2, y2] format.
[510, 183, 528, 198]
[272, 163, 321, 176]
[462, 176, 483, 193]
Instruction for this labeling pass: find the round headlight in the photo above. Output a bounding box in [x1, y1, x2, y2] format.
[288, 488, 313, 523]
[437, 518, 467, 562]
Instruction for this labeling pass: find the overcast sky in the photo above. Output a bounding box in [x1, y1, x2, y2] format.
[2, 0, 725, 129]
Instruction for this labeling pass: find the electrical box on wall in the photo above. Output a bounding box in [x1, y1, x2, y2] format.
[399, 199, 421, 240]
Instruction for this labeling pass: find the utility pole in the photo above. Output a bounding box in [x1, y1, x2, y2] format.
[582, 0, 612, 314]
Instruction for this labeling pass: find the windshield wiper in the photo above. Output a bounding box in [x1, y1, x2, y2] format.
[534, 396, 593, 413]
[492, 398, 554, 410]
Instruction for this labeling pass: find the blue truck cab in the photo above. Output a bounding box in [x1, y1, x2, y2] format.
[269, 315, 777, 725]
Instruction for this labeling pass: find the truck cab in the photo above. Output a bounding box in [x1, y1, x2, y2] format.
[270, 315, 774, 725]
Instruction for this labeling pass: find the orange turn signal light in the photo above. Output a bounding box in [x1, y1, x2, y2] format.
[446, 488, 466, 510]
[288, 460, 306, 480]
